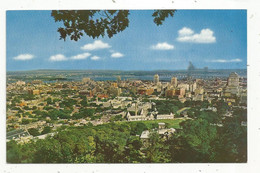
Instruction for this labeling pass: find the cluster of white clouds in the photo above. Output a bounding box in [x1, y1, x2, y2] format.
[13, 40, 125, 62]
[206, 58, 242, 63]
[49, 54, 68, 62]
[13, 54, 35, 61]
[49, 40, 124, 62]
[81, 40, 124, 58]
[81, 40, 111, 51]
[49, 53, 92, 62]
[149, 27, 236, 64]
[49, 53, 102, 62]
[150, 27, 216, 51]
[177, 27, 216, 43]
[148, 28, 242, 64]
[70, 53, 91, 60]
[151, 42, 174, 50]
[111, 52, 124, 58]
[14, 29, 241, 65]
[47, 40, 124, 62]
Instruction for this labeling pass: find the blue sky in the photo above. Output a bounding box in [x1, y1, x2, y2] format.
[6, 10, 247, 71]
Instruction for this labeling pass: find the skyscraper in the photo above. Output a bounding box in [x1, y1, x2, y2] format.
[224, 72, 240, 96]
[154, 74, 159, 84]
[171, 77, 178, 87]
[117, 76, 121, 83]
[227, 72, 239, 87]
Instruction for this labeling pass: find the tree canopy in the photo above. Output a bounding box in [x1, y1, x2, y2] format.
[51, 10, 176, 41]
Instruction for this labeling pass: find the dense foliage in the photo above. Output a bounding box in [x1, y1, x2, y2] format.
[153, 100, 184, 115]
[7, 106, 247, 163]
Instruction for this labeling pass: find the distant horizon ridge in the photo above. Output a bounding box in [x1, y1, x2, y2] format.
[7, 68, 247, 72]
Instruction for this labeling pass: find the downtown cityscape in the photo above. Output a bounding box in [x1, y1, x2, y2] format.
[6, 10, 247, 163]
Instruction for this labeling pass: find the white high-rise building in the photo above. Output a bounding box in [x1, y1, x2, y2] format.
[228, 72, 239, 87]
[224, 72, 240, 96]
[171, 77, 178, 87]
[154, 74, 159, 84]
[189, 82, 197, 92]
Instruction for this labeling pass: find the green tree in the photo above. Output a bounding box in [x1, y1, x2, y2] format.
[197, 111, 221, 124]
[110, 115, 124, 122]
[28, 128, 40, 136]
[215, 117, 247, 162]
[215, 100, 229, 116]
[232, 107, 247, 122]
[123, 136, 144, 163]
[21, 119, 30, 124]
[46, 97, 53, 105]
[7, 140, 36, 163]
[41, 126, 52, 135]
[80, 97, 88, 107]
[145, 131, 170, 163]
[7, 141, 22, 163]
[130, 122, 148, 135]
[169, 119, 218, 162]
[33, 138, 63, 163]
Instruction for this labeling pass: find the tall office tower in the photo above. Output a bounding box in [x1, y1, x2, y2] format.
[117, 76, 121, 83]
[227, 72, 239, 87]
[189, 82, 197, 92]
[187, 61, 195, 79]
[171, 77, 178, 87]
[154, 74, 159, 84]
[224, 72, 240, 96]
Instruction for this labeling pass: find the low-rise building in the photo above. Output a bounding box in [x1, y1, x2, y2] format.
[156, 113, 174, 120]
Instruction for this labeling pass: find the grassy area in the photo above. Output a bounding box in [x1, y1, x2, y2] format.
[116, 118, 186, 129]
[176, 107, 191, 115]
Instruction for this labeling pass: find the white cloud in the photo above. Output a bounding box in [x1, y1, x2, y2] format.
[177, 27, 216, 43]
[49, 54, 68, 62]
[13, 54, 34, 61]
[207, 59, 242, 63]
[178, 27, 194, 36]
[81, 40, 111, 51]
[70, 53, 91, 60]
[151, 42, 174, 50]
[91, 56, 101, 61]
[111, 52, 124, 58]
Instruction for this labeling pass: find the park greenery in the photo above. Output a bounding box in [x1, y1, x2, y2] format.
[6, 84, 247, 163]
[7, 101, 247, 163]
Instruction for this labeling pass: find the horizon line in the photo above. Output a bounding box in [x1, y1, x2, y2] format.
[6, 68, 247, 73]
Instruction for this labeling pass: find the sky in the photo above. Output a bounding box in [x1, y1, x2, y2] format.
[6, 10, 247, 71]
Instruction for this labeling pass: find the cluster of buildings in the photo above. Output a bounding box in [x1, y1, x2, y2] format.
[152, 72, 246, 104]
[6, 71, 247, 143]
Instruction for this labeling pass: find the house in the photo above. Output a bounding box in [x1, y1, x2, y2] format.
[140, 123, 176, 147]
[156, 113, 174, 120]
[126, 111, 147, 121]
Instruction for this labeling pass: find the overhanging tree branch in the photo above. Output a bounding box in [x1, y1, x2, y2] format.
[51, 10, 176, 41]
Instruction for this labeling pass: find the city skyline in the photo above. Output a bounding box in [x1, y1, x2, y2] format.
[5, 10, 248, 163]
[7, 10, 247, 71]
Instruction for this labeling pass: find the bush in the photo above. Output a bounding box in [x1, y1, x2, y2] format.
[28, 128, 40, 136]
[21, 119, 30, 124]
[41, 126, 52, 135]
